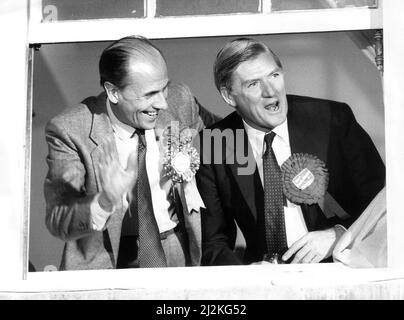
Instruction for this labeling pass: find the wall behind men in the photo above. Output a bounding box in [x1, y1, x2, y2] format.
[29, 32, 384, 271]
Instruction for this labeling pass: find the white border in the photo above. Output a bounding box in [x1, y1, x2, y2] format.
[16, 264, 404, 299]
[384, 0, 404, 269]
[1, 0, 402, 299]
[0, 0, 29, 282]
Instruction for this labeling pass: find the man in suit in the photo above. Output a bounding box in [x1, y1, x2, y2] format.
[196, 37, 385, 266]
[44, 35, 219, 270]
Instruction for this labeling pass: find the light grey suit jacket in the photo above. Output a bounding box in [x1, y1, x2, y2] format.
[44, 82, 219, 270]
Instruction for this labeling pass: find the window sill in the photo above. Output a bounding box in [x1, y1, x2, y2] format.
[1, 263, 404, 299]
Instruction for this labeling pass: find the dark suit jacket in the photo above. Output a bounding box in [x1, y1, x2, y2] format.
[44, 82, 220, 270]
[196, 95, 385, 266]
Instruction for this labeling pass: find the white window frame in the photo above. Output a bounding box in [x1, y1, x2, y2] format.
[1, 0, 404, 299]
[28, 0, 382, 43]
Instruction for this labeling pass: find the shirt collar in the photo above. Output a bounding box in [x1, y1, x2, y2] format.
[106, 98, 137, 140]
[242, 118, 290, 146]
[243, 120, 265, 142]
[272, 119, 290, 147]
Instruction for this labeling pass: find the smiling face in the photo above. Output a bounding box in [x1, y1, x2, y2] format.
[106, 54, 169, 130]
[221, 52, 288, 132]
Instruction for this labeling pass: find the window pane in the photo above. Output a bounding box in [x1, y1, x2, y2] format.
[156, 0, 260, 17]
[271, 0, 378, 11]
[42, 0, 144, 22]
[29, 33, 385, 272]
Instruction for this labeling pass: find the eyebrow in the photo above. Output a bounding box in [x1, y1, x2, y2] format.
[241, 67, 282, 86]
[144, 79, 171, 96]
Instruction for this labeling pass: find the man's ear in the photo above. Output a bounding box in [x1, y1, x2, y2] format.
[220, 87, 237, 108]
[104, 81, 119, 104]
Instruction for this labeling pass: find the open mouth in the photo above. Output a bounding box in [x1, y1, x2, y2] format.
[142, 110, 158, 118]
[264, 101, 280, 112]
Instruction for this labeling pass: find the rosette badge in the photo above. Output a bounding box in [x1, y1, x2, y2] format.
[162, 126, 200, 184]
[281, 153, 329, 205]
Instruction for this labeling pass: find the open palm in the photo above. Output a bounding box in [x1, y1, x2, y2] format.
[98, 136, 138, 210]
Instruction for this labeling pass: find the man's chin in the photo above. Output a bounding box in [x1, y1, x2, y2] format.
[138, 120, 158, 131]
[258, 119, 285, 131]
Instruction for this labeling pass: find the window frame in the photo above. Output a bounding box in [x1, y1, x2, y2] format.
[29, 0, 382, 43]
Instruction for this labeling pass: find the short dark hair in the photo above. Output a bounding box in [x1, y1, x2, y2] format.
[99, 35, 165, 89]
[213, 37, 282, 92]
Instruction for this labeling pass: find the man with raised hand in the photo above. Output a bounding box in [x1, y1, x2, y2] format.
[44, 35, 219, 270]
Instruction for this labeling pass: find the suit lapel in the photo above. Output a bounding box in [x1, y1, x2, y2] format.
[87, 93, 123, 264]
[89, 94, 114, 192]
[287, 96, 329, 162]
[286, 96, 330, 230]
[226, 113, 260, 220]
[287, 98, 312, 155]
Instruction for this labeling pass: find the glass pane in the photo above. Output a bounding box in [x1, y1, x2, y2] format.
[42, 0, 144, 22]
[156, 0, 260, 17]
[271, 0, 378, 11]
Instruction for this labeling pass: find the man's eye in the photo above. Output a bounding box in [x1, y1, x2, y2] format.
[248, 81, 258, 88]
[272, 72, 280, 78]
[145, 87, 168, 99]
[145, 91, 158, 99]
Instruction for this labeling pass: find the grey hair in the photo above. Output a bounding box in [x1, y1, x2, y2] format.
[213, 37, 282, 92]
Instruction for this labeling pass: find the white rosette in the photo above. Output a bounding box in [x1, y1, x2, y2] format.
[162, 125, 204, 213]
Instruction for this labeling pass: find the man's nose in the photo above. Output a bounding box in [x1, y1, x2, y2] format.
[262, 80, 275, 97]
[153, 91, 168, 110]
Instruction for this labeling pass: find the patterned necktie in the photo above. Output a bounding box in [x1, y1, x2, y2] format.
[263, 131, 288, 257]
[136, 129, 167, 268]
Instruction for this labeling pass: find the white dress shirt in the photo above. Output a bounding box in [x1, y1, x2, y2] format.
[243, 120, 308, 247]
[91, 99, 177, 233]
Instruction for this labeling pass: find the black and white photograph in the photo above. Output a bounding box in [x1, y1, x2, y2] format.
[1, 0, 404, 303]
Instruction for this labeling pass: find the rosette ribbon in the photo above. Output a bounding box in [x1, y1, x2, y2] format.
[162, 125, 205, 214]
[281, 153, 349, 219]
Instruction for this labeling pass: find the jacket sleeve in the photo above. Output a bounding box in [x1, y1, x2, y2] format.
[334, 103, 386, 228]
[44, 118, 96, 241]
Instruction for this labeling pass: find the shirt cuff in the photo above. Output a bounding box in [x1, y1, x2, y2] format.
[334, 224, 347, 240]
[91, 194, 115, 231]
